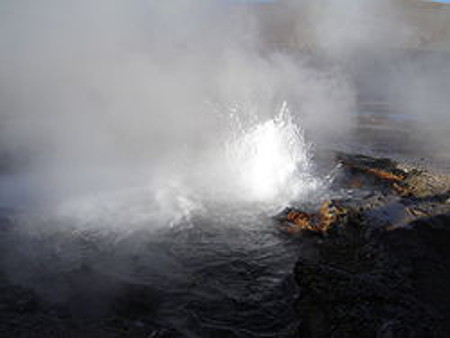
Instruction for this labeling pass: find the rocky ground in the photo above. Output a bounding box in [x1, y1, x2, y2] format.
[278, 152, 450, 338]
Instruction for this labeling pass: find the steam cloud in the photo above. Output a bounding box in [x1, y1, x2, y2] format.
[0, 0, 354, 210]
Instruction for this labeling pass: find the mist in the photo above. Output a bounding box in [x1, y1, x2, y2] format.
[0, 0, 356, 210]
[281, 0, 450, 157]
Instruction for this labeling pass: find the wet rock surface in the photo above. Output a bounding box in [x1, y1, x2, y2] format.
[284, 152, 450, 338]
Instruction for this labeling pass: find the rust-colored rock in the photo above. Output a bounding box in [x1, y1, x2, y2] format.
[336, 152, 411, 195]
[364, 167, 405, 182]
[279, 152, 450, 236]
[334, 152, 450, 198]
[281, 201, 346, 234]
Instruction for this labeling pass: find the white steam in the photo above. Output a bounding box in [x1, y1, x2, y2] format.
[0, 0, 354, 226]
[3, 0, 446, 231]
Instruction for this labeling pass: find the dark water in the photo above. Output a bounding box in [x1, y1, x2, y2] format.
[141, 215, 300, 337]
[0, 202, 302, 337]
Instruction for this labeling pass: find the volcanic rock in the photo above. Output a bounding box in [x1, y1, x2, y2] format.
[283, 153, 450, 337]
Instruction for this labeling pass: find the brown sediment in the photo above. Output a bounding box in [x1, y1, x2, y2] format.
[364, 167, 404, 182]
[283, 210, 314, 234]
[281, 201, 347, 234]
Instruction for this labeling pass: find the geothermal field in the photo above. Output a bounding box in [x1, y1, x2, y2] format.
[0, 1, 450, 337]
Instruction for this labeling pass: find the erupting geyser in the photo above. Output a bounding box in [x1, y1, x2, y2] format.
[226, 101, 319, 206]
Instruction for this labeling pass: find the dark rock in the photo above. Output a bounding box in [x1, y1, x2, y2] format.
[289, 152, 450, 337]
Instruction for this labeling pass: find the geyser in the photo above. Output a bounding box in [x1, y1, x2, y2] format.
[226, 101, 318, 205]
[39, 100, 319, 235]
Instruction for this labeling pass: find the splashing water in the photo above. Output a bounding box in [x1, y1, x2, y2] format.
[142, 100, 321, 224]
[225, 101, 319, 207]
